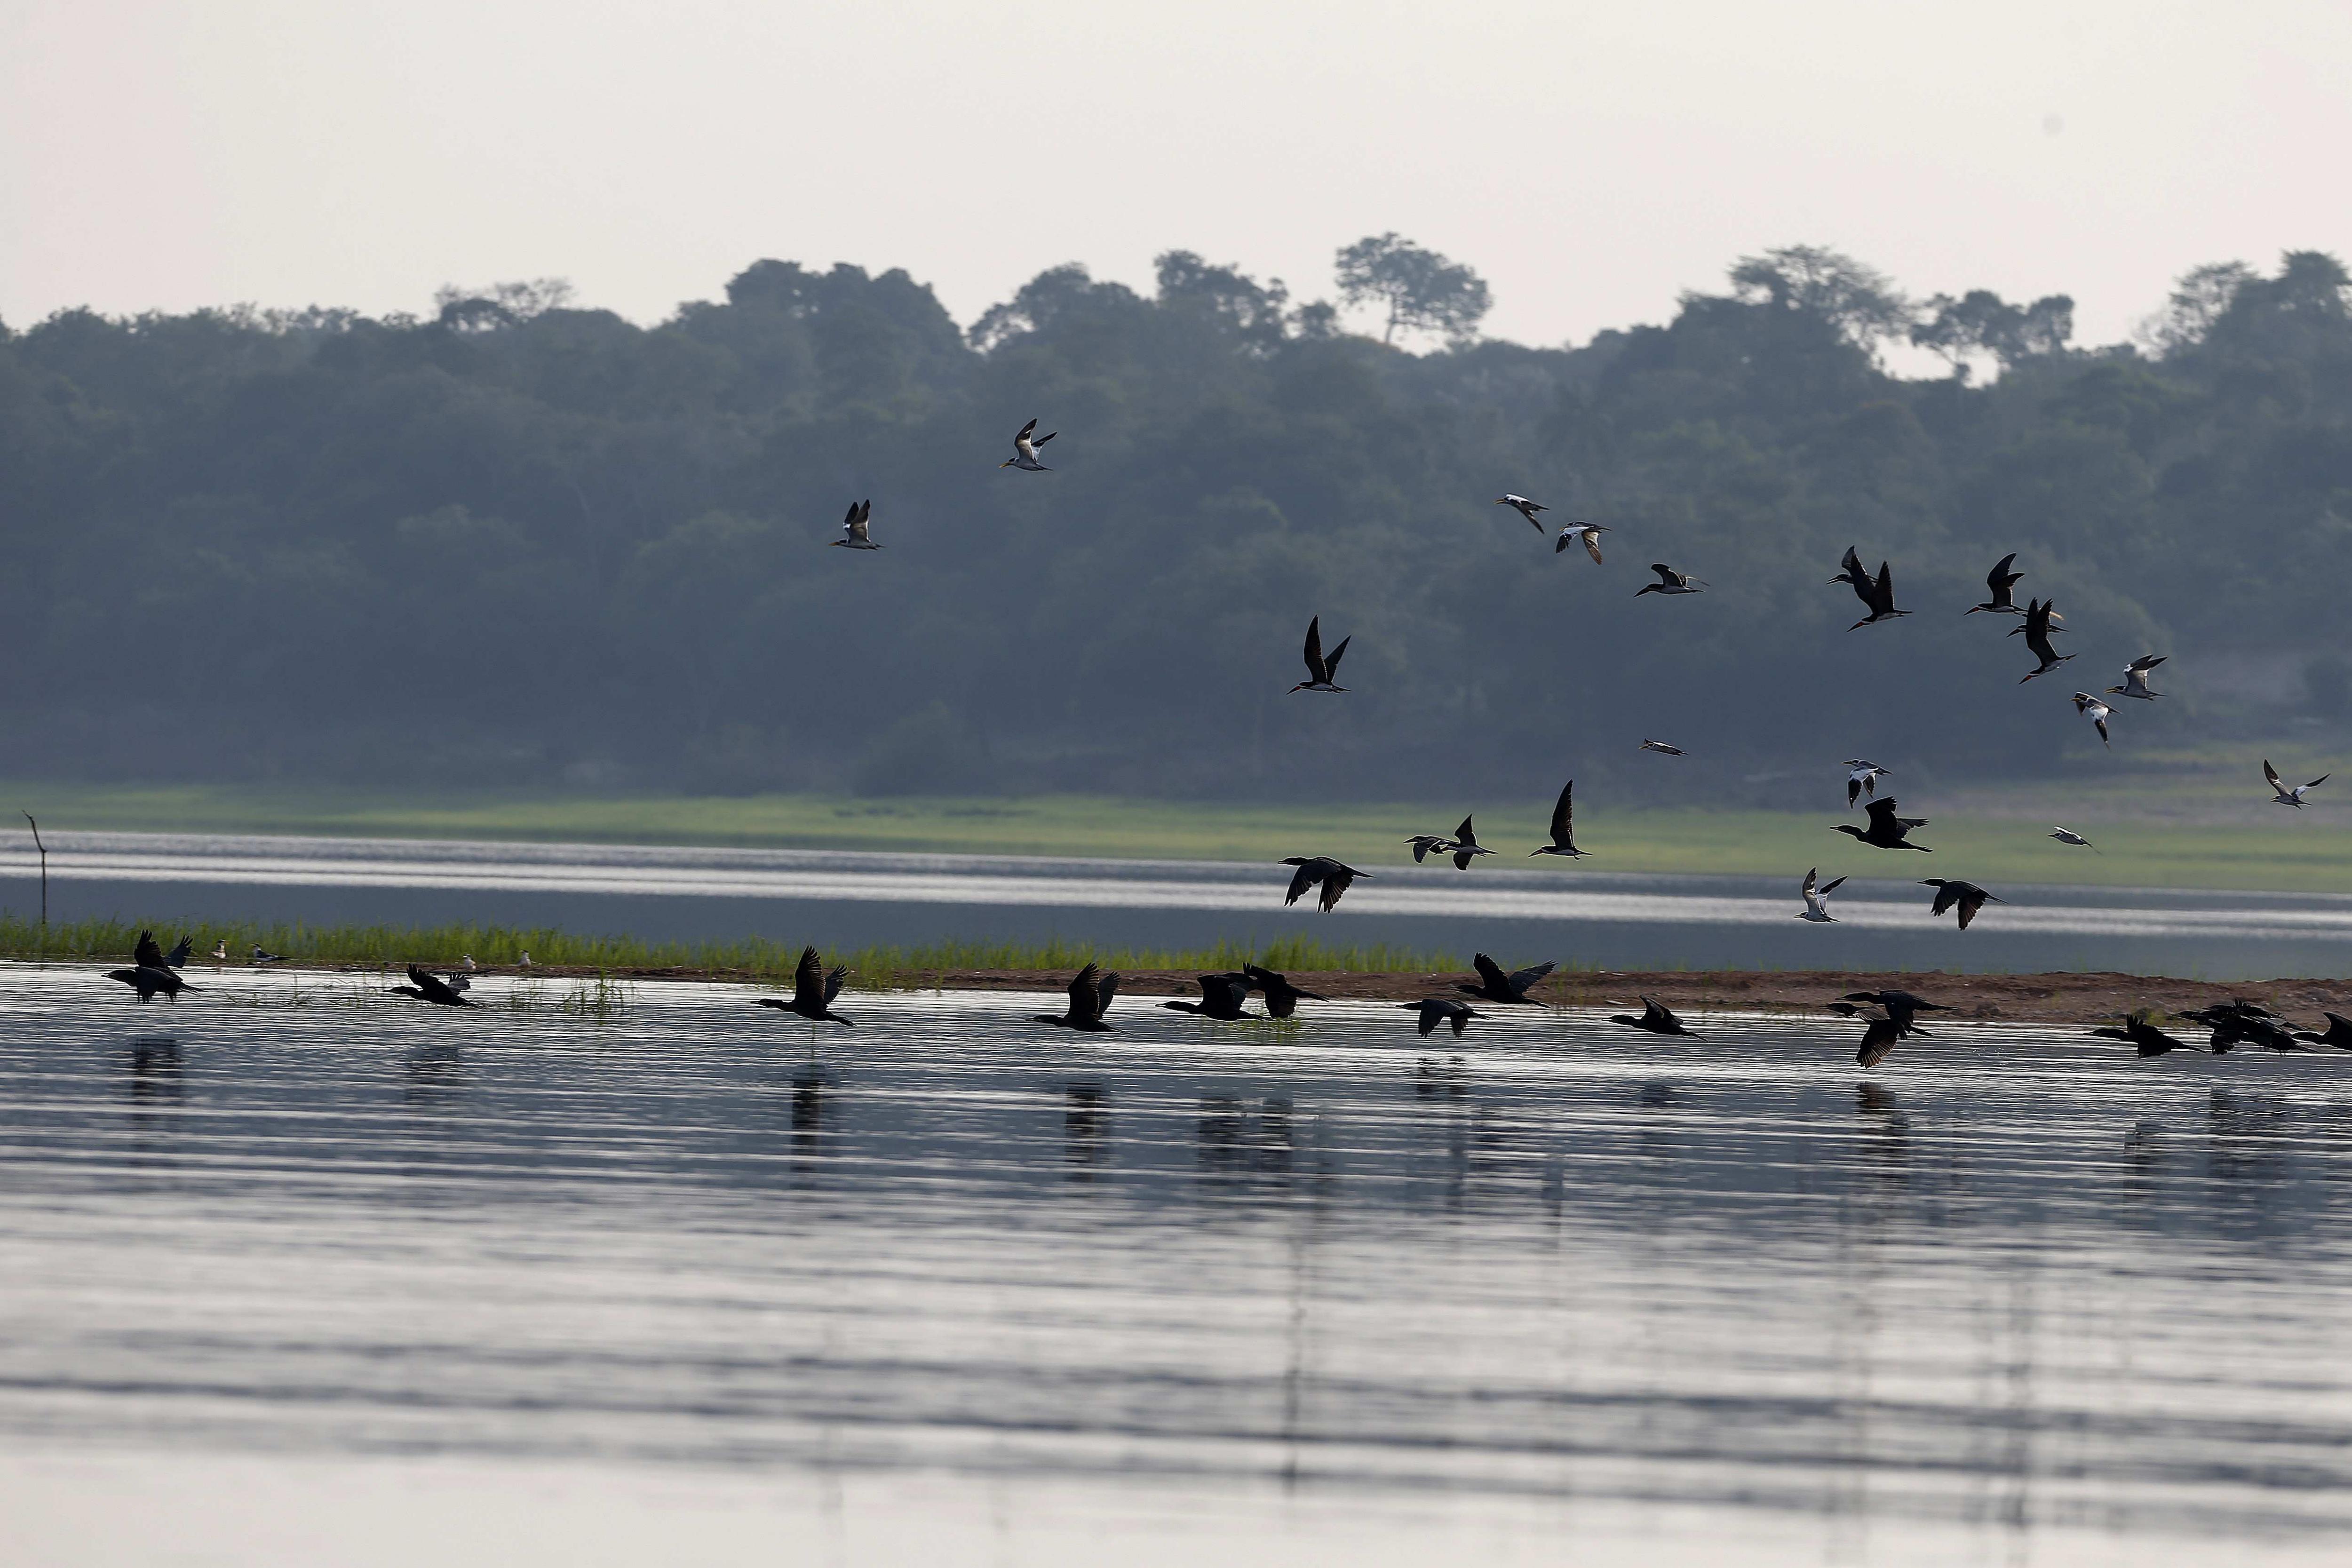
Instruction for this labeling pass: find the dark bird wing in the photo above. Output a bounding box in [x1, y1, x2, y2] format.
[1509, 961, 1556, 995]
[792, 946, 824, 1008]
[1648, 563, 1677, 586]
[1322, 636, 1350, 680]
[1924, 880, 1959, 917]
[135, 930, 165, 969]
[1864, 797, 1903, 832]
[824, 964, 849, 1005]
[405, 964, 466, 1005]
[2264, 759, 2284, 792]
[1319, 864, 1357, 912]
[163, 936, 193, 966]
[1548, 781, 1574, 840]
[1472, 953, 1509, 994]
[1067, 963, 1103, 1026]
[1097, 969, 1120, 1015]
[1988, 552, 2020, 594]
[1818, 876, 1846, 895]
[1017, 417, 1038, 441]
[1452, 815, 1476, 847]
[1858, 1015, 1901, 1068]
[1284, 861, 1317, 906]
[1956, 887, 1988, 929]
[1415, 1003, 1439, 1036]
[1302, 617, 1326, 681]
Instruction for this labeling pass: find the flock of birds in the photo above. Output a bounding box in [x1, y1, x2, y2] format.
[90, 436, 2341, 1072]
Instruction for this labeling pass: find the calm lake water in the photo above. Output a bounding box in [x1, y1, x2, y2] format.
[9, 828, 2352, 977]
[4, 964, 2352, 1564]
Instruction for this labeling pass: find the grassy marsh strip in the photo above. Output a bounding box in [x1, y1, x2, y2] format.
[0, 916, 1452, 984]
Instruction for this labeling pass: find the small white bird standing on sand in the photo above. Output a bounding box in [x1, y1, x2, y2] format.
[1495, 494, 1548, 530]
[2050, 826, 2098, 852]
[2073, 692, 2113, 748]
[462, 955, 477, 971]
[1843, 760, 1890, 807]
[518, 952, 533, 968]
[1796, 868, 1846, 923]
[1554, 522, 1609, 564]
[1001, 417, 1056, 470]
[250, 946, 284, 965]
[2108, 655, 2166, 700]
[2265, 760, 2330, 808]
[828, 499, 880, 549]
[1641, 739, 1685, 756]
[211, 939, 228, 961]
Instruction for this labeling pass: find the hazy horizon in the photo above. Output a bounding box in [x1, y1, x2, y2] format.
[6, 1, 2350, 347]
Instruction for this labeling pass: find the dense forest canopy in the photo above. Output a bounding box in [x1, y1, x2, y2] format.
[3, 240, 2349, 806]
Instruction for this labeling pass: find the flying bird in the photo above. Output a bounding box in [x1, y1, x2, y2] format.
[1404, 830, 1455, 864]
[2013, 598, 2073, 683]
[1001, 417, 1057, 470]
[1849, 1006, 1908, 1069]
[1160, 973, 1255, 1020]
[1838, 550, 1909, 630]
[391, 964, 477, 1008]
[1529, 780, 1589, 859]
[2049, 826, 2098, 852]
[1640, 739, 1685, 756]
[1610, 997, 1703, 1037]
[1495, 494, 1548, 529]
[2073, 692, 2113, 748]
[1828, 545, 1871, 595]
[1289, 616, 1351, 693]
[1844, 760, 1890, 807]
[1036, 963, 1119, 1032]
[2264, 760, 2329, 808]
[1240, 963, 1324, 1019]
[828, 499, 880, 550]
[753, 946, 855, 1026]
[1439, 815, 1494, 870]
[2186, 1004, 2307, 1054]
[2108, 655, 2166, 700]
[1401, 998, 1482, 1037]
[1460, 954, 1555, 1005]
[1835, 796, 1931, 852]
[1920, 877, 2002, 930]
[2093, 1010, 2201, 1057]
[1796, 868, 1846, 923]
[1555, 522, 1609, 563]
[1968, 553, 2026, 616]
[1281, 856, 1368, 912]
[2292, 1012, 2352, 1051]
[1841, 990, 1948, 1036]
[105, 963, 194, 1003]
[1635, 563, 1705, 597]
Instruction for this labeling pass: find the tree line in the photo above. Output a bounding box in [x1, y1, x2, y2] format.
[1, 237, 2347, 806]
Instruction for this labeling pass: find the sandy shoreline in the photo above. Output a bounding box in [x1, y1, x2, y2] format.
[170, 961, 2352, 1027]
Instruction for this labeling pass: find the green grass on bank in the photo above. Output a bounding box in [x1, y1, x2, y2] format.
[5, 781, 2352, 892]
[0, 915, 1452, 981]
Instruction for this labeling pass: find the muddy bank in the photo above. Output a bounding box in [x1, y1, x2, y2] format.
[390, 963, 2352, 1027]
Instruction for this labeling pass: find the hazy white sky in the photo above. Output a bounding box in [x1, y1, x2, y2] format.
[4, 0, 2348, 348]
